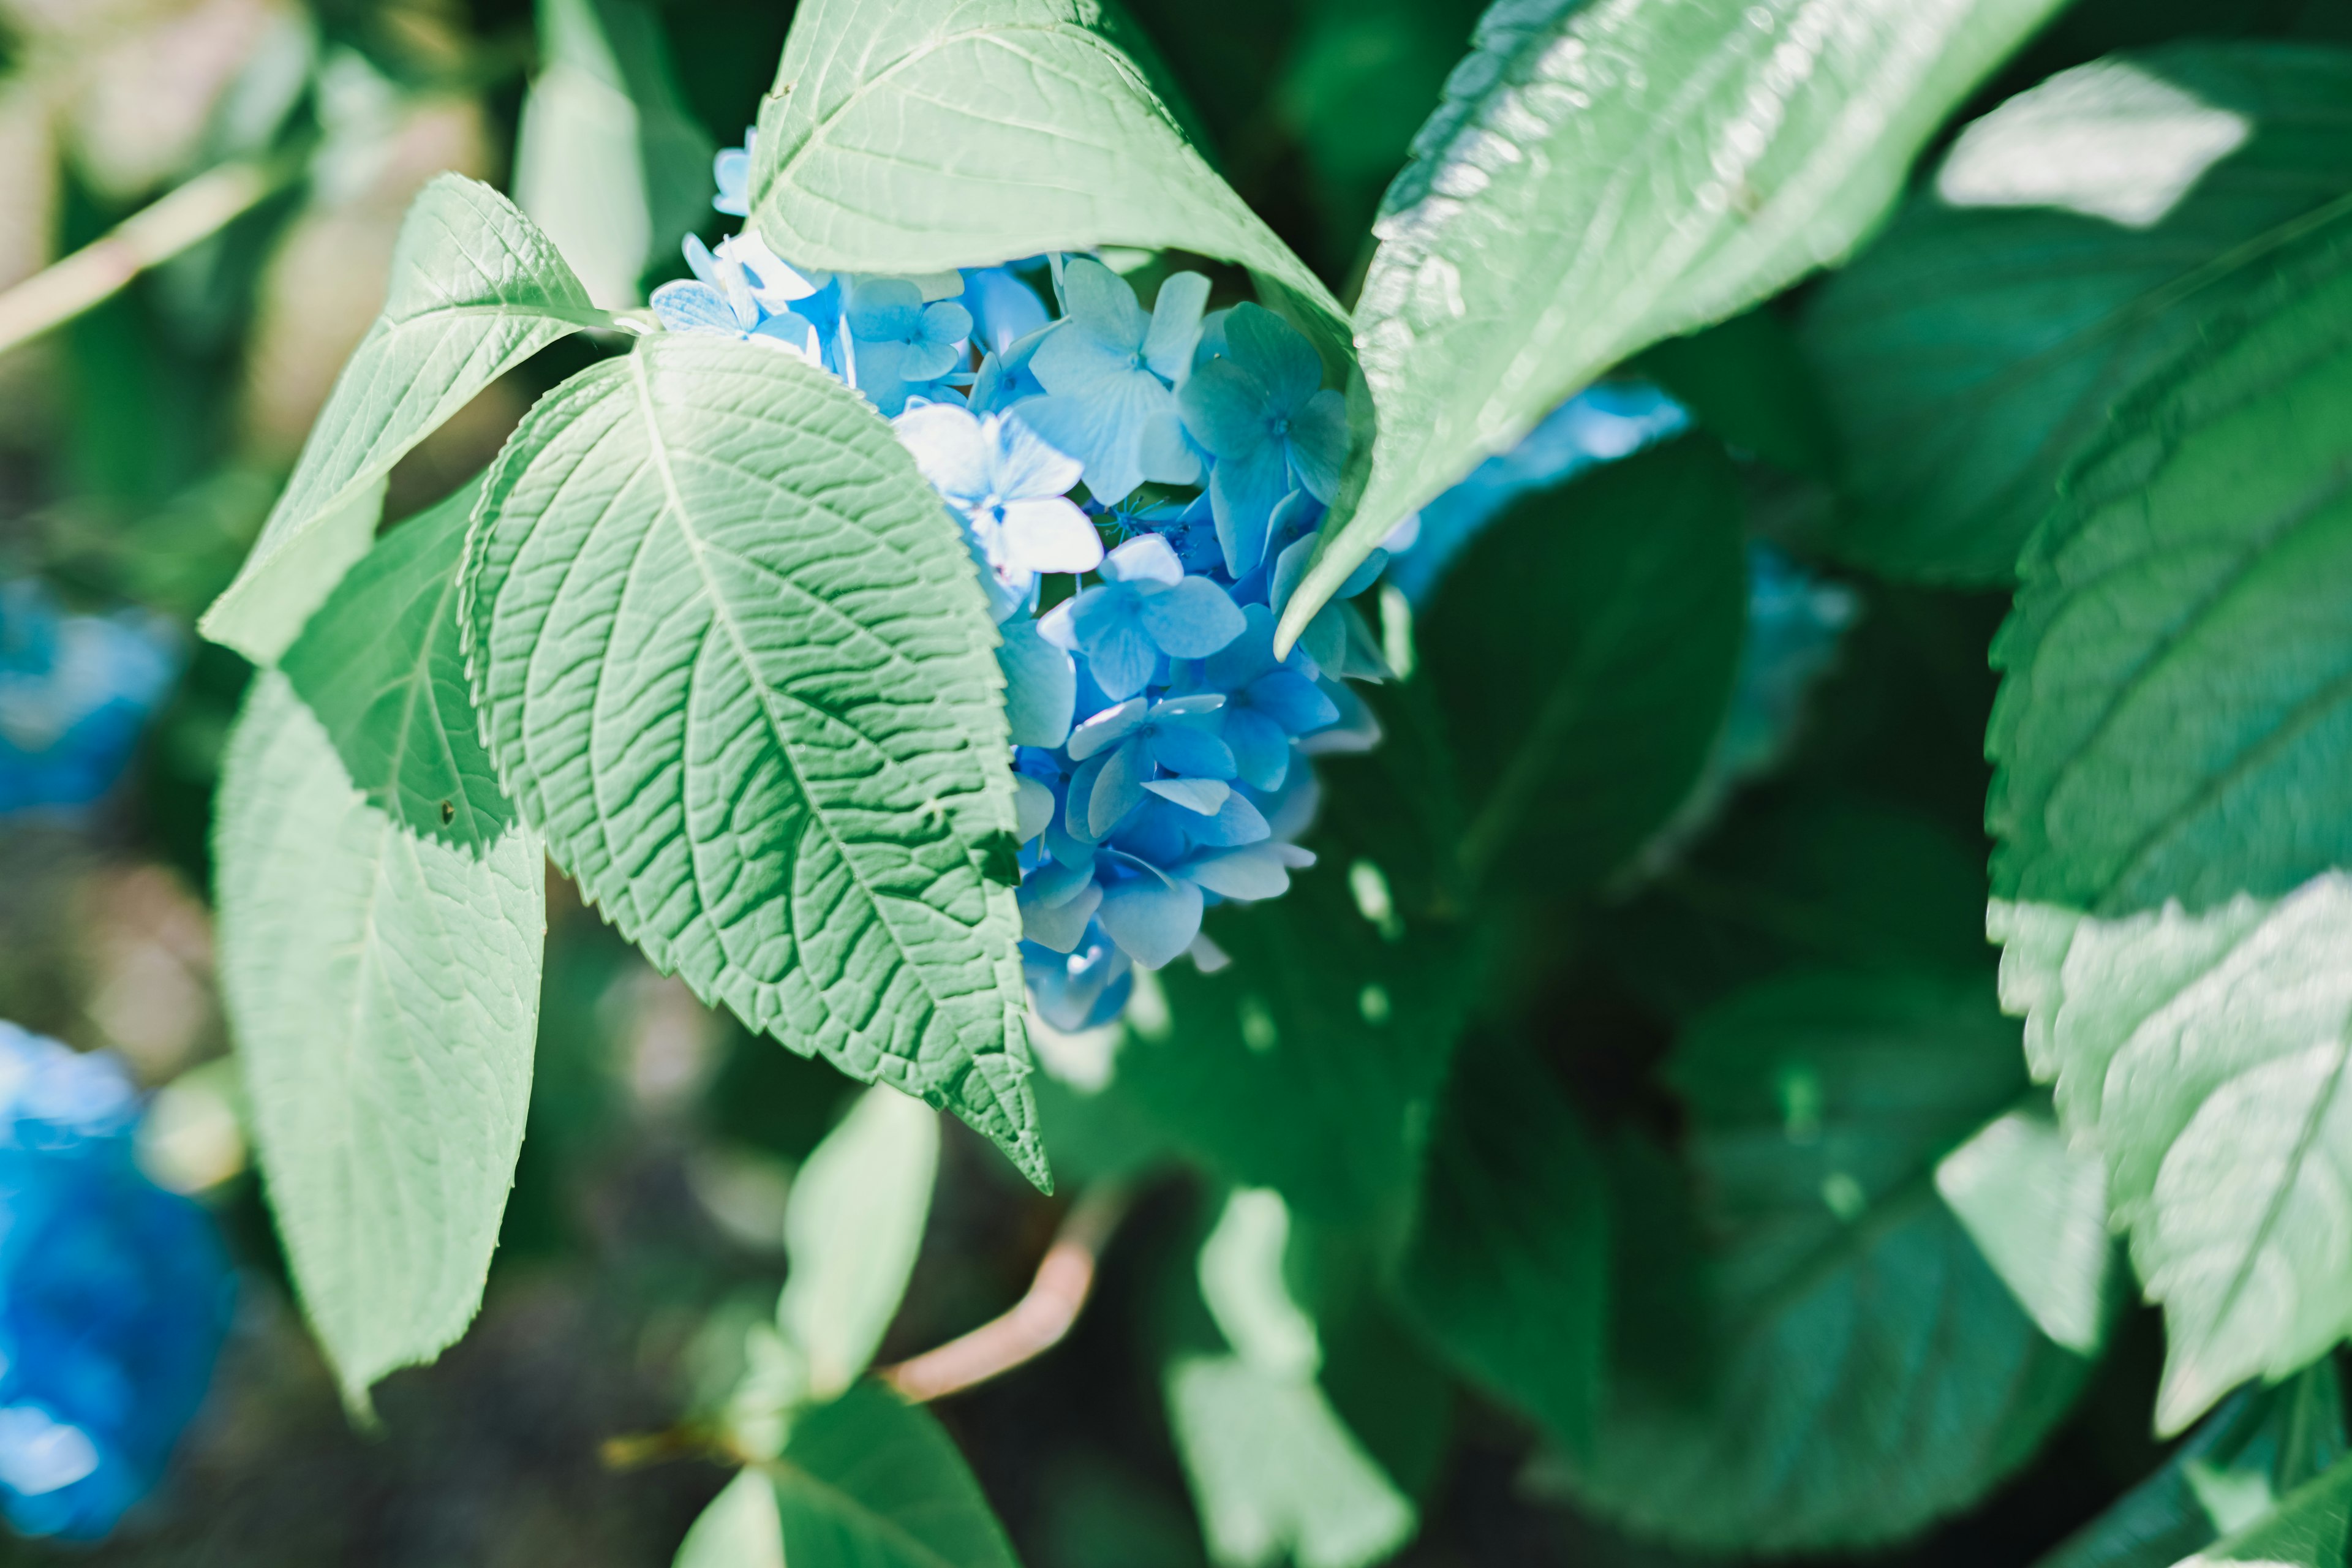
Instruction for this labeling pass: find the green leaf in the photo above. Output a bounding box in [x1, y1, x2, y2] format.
[1935, 1099, 2113, 1354]
[1165, 1354, 1416, 1568]
[1417, 437, 1746, 899]
[1986, 242, 2352, 1432]
[2035, 1365, 2346, 1568]
[463, 334, 1046, 1188]
[1631, 307, 1841, 481]
[677, 1384, 1022, 1568]
[1548, 970, 2087, 1553]
[1804, 43, 2352, 582]
[1115, 859, 1483, 1231]
[516, 0, 715, 309]
[1291, 0, 2066, 646]
[744, 0, 1344, 347]
[201, 176, 605, 663]
[213, 672, 546, 1408]
[2184, 1451, 2352, 1567]
[279, 472, 507, 852]
[778, 1087, 940, 1403]
[1397, 1030, 1608, 1457]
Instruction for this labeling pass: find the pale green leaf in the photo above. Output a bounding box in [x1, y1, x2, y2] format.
[674, 1471, 786, 1568]
[462, 333, 1045, 1187]
[2035, 1366, 2346, 1568]
[1197, 1188, 1321, 1381]
[778, 1086, 940, 1403]
[516, 0, 715, 309]
[1166, 1353, 1415, 1568]
[279, 472, 508, 852]
[213, 672, 546, 1408]
[683, 1385, 1021, 1568]
[1804, 44, 2352, 582]
[1289, 0, 2066, 646]
[2180, 1451, 2352, 1568]
[1548, 970, 2087, 1553]
[201, 175, 605, 663]
[1398, 1030, 1607, 1457]
[1936, 1099, 2113, 1354]
[1986, 243, 2352, 1432]
[745, 0, 1344, 352]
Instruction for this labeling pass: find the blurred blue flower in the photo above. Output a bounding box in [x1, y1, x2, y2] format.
[0, 1023, 232, 1541]
[1387, 380, 1689, 605]
[1017, 259, 1210, 505]
[1177, 304, 1346, 577]
[713, 129, 755, 216]
[894, 402, 1103, 611]
[0, 581, 179, 817]
[1024, 926, 1133, 1033]
[1038, 535, 1245, 701]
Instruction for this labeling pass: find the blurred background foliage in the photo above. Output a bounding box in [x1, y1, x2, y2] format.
[4, 0, 2352, 1564]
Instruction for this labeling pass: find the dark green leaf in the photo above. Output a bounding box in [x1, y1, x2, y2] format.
[1632, 308, 1840, 480]
[1806, 43, 2352, 582]
[1547, 970, 2087, 1553]
[1398, 1030, 1607, 1455]
[463, 334, 1044, 1187]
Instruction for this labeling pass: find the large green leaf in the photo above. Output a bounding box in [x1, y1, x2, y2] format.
[213, 673, 546, 1407]
[463, 334, 1045, 1186]
[1934, 1098, 2112, 1354]
[674, 1384, 1022, 1568]
[2035, 1366, 2345, 1568]
[515, 0, 715, 309]
[201, 176, 605, 663]
[744, 0, 1344, 345]
[279, 473, 507, 853]
[2185, 1452, 2352, 1567]
[1986, 243, 2352, 1431]
[1805, 43, 2352, 582]
[1290, 0, 2065, 646]
[1547, 970, 2087, 1553]
[1415, 437, 1746, 900]
[1396, 1030, 1608, 1456]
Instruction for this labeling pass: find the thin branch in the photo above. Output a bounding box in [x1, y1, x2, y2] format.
[881, 1181, 1132, 1403]
[0, 151, 303, 358]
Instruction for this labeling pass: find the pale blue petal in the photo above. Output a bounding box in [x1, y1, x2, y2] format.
[1014, 772, 1057, 842]
[1286, 387, 1348, 503]
[1146, 722, 1236, 780]
[1184, 845, 1292, 900]
[1143, 777, 1230, 815]
[846, 277, 922, 339]
[1189, 788, 1271, 848]
[1066, 696, 1146, 761]
[1089, 741, 1150, 837]
[923, 300, 973, 347]
[1223, 708, 1291, 792]
[1210, 446, 1290, 577]
[1225, 302, 1321, 411]
[1021, 876, 1102, 952]
[1297, 676, 1381, 755]
[998, 617, 1077, 748]
[892, 401, 992, 500]
[1098, 869, 1204, 968]
[1178, 357, 1272, 456]
[998, 498, 1102, 576]
[995, 409, 1085, 500]
[1248, 670, 1338, 734]
[712, 149, 751, 215]
[1205, 604, 1281, 689]
[1057, 256, 1150, 352]
[1143, 271, 1212, 382]
[965, 267, 1049, 355]
[1137, 409, 1203, 486]
[1101, 533, 1185, 587]
[1025, 854, 1099, 909]
[1137, 576, 1246, 658]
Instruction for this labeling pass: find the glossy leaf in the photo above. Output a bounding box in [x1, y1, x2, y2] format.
[745, 0, 1344, 349]
[1398, 1030, 1608, 1455]
[202, 176, 604, 663]
[2035, 1366, 2345, 1568]
[463, 334, 1044, 1186]
[1295, 0, 2066, 645]
[279, 473, 508, 852]
[213, 673, 545, 1408]
[1549, 970, 2087, 1553]
[777, 1087, 940, 1403]
[1806, 43, 2352, 581]
[1987, 244, 2352, 1431]
[2184, 1451, 2352, 1567]
[676, 1384, 1021, 1568]
[1936, 1099, 2112, 1354]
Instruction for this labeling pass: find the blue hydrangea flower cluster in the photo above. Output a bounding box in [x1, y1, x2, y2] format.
[0, 1023, 232, 1540]
[662, 138, 1394, 1031]
[0, 581, 180, 816]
